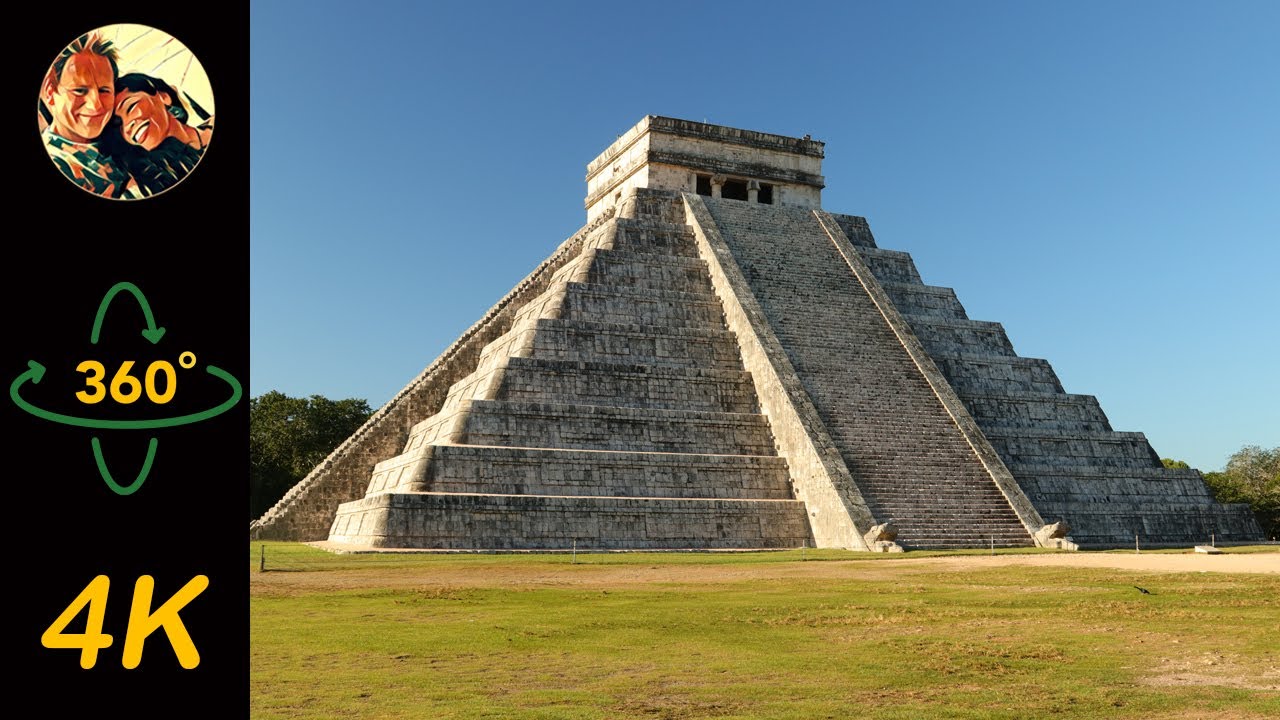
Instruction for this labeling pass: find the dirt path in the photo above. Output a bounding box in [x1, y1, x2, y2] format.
[925, 552, 1280, 575]
[252, 550, 1278, 595]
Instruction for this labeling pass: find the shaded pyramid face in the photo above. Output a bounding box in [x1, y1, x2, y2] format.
[251, 118, 1262, 551]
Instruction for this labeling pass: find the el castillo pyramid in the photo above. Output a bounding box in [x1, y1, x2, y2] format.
[251, 116, 1262, 551]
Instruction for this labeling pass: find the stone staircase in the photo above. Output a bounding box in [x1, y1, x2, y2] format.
[327, 191, 812, 550]
[699, 198, 1035, 549]
[840, 214, 1262, 546]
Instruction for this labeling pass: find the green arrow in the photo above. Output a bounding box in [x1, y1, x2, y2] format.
[17, 359, 45, 385]
[91, 436, 157, 496]
[90, 282, 166, 345]
[10, 363, 242, 429]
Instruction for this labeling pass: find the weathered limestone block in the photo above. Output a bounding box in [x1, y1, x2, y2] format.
[863, 522, 904, 552]
[1034, 520, 1078, 551]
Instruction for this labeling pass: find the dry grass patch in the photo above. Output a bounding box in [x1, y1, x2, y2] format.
[251, 543, 1280, 719]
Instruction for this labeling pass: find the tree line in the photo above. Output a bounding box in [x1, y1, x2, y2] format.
[249, 391, 373, 519]
[1163, 445, 1279, 540]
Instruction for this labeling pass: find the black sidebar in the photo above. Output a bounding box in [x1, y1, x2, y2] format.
[10, 5, 249, 717]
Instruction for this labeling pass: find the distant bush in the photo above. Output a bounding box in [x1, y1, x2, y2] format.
[1201, 445, 1279, 540]
[250, 391, 372, 519]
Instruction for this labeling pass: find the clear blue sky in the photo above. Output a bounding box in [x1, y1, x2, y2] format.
[251, 1, 1278, 472]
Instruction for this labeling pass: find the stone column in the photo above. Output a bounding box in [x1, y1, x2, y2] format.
[711, 174, 726, 199]
[747, 180, 760, 203]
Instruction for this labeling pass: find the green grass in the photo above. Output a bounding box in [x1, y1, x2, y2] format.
[251, 543, 1279, 719]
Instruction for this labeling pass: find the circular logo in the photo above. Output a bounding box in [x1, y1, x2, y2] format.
[37, 24, 215, 200]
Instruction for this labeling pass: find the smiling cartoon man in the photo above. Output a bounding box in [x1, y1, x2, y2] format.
[40, 32, 137, 198]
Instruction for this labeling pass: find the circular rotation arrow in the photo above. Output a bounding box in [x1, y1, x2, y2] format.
[10, 362, 242, 495]
[10, 361, 242, 429]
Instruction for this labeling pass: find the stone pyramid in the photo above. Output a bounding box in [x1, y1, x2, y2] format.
[251, 116, 1261, 550]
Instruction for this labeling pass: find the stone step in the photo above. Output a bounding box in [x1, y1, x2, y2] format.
[376, 444, 793, 499]
[1012, 465, 1206, 480]
[494, 356, 759, 413]
[890, 528, 1033, 540]
[559, 283, 726, 329]
[526, 318, 746, 371]
[960, 391, 1112, 432]
[1012, 466, 1221, 507]
[607, 218, 700, 257]
[625, 188, 688, 224]
[862, 501, 1021, 515]
[862, 493, 1021, 511]
[985, 428, 1162, 469]
[1026, 502, 1263, 546]
[828, 213, 878, 248]
[902, 316, 1017, 357]
[851, 480, 1031, 545]
[871, 510, 1029, 525]
[581, 249, 715, 293]
[328, 492, 813, 550]
[854, 246, 923, 284]
[546, 247, 715, 293]
[897, 537, 1034, 550]
[929, 352, 1065, 395]
[459, 400, 778, 455]
[1026, 487, 1225, 506]
[857, 487, 1024, 501]
[879, 281, 969, 320]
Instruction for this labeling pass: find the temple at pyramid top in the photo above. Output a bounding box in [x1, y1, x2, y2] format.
[585, 116, 826, 220]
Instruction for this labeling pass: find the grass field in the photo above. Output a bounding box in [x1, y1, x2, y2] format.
[251, 543, 1279, 719]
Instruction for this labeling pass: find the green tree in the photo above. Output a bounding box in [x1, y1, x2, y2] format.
[250, 391, 373, 519]
[1202, 445, 1280, 540]
[1161, 458, 1190, 469]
